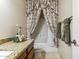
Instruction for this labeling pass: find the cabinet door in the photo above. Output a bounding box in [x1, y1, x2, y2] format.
[19, 51, 27, 59]
[28, 48, 34, 59]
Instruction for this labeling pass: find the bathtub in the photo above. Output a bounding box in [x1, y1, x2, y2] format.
[34, 43, 61, 59]
[34, 43, 58, 53]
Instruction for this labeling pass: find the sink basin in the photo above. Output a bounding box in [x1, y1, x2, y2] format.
[0, 57, 6, 59]
[0, 51, 13, 57]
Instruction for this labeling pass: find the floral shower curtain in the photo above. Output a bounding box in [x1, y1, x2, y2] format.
[26, 0, 41, 39]
[26, 0, 58, 46]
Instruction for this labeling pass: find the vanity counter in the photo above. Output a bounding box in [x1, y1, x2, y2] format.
[0, 39, 34, 59]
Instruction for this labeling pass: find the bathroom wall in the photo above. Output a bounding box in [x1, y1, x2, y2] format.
[72, 0, 79, 59]
[58, 0, 72, 59]
[0, 0, 26, 39]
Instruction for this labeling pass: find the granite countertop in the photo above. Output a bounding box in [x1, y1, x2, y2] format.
[0, 39, 34, 59]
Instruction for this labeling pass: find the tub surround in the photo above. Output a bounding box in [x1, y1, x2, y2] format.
[34, 48, 60, 59]
[41, 50, 61, 59]
[0, 39, 34, 59]
[34, 43, 59, 59]
[34, 43, 57, 52]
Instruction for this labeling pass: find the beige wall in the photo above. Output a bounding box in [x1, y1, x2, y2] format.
[0, 0, 26, 39]
[58, 0, 72, 59]
[58, 0, 72, 22]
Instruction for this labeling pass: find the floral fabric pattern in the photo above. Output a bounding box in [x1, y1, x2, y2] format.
[26, 0, 58, 46]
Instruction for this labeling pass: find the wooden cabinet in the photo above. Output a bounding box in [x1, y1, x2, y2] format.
[19, 51, 27, 59]
[28, 48, 34, 59]
[18, 41, 34, 59]
[27, 42, 34, 59]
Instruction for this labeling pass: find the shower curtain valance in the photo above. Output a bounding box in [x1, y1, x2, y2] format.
[26, 0, 58, 46]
